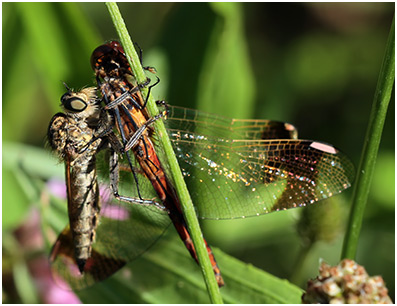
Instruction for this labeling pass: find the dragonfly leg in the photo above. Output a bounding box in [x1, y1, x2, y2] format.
[108, 148, 166, 211]
[143, 66, 157, 74]
[115, 194, 166, 211]
[108, 76, 157, 111]
[107, 100, 146, 201]
[103, 76, 158, 111]
[104, 88, 141, 110]
[137, 77, 151, 90]
[123, 111, 167, 152]
[141, 76, 160, 109]
[134, 42, 157, 74]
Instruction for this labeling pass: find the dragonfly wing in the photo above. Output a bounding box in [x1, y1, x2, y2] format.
[166, 105, 298, 141]
[166, 127, 354, 219]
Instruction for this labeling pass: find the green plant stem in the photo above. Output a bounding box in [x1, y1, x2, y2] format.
[341, 17, 394, 260]
[105, 3, 223, 303]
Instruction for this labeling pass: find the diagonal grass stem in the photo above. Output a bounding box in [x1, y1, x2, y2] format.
[105, 2, 223, 303]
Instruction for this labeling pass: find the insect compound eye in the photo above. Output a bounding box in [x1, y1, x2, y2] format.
[90, 41, 129, 72]
[90, 44, 117, 70]
[108, 40, 125, 55]
[60, 93, 88, 112]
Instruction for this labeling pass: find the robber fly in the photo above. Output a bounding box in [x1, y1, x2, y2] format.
[48, 86, 107, 273]
[48, 85, 168, 287]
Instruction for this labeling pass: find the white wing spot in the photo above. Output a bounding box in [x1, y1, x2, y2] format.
[285, 123, 295, 131]
[310, 142, 337, 154]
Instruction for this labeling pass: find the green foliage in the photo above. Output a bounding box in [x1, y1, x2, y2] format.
[2, 3, 394, 303]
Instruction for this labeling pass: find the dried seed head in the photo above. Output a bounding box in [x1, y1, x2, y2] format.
[302, 259, 392, 304]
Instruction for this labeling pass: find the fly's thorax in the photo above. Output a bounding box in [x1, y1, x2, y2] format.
[69, 140, 99, 167]
[64, 117, 99, 160]
[48, 116, 88, 159]
[48, 113, 69, 157]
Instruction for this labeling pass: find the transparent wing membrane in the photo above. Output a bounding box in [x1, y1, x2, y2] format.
[164, 106, 354, 219]
[166, 105, 299, 141]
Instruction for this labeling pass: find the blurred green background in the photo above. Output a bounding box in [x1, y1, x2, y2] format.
[3, 3, 394, 303]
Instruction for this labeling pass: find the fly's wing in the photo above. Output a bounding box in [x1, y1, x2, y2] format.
[50, 149, 170, 290]
[164, 106, 355, 219]
[50, 225, 127, 289]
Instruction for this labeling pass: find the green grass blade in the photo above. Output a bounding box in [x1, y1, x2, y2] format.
[196, 3, 256, 119]
[341, 17, 395, 259]
[104, 3, 223, 303]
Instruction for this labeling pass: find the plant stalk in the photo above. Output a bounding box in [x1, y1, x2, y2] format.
[105, 3, 223, 303]
[341, 16, 394, 259]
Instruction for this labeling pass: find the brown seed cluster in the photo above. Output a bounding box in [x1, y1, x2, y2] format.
[302, 259, 392, 304]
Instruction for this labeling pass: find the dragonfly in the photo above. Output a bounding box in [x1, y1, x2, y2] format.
[90, 41, 224, 286]
[49, 42, 355, 290]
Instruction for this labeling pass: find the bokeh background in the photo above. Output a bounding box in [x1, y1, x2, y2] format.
[3, 3, 394, 303]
